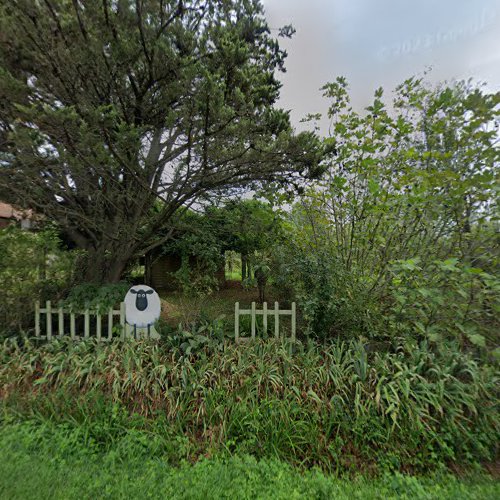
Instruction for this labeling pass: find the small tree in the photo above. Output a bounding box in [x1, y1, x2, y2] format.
[277, 77, 499, 341]
[206, 199, 280, 280]
[0, 0, 323, 283]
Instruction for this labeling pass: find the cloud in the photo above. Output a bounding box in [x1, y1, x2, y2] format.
[263, 0, 500, 133]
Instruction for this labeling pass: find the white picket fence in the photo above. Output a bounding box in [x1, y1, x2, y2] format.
[35, 300, 125, 341]
[234, 301, 296, 341]
[35, 300, 297, 343]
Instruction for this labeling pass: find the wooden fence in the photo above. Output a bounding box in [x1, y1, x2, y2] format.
[35, 300, 297, 343]
[35, 300, 125, 341]
[234, 301, 296, 341]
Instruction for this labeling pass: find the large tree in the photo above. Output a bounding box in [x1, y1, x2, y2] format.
[0, 0, 323, 283]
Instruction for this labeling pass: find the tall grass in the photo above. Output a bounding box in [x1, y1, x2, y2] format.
[1, 338, 498, 473]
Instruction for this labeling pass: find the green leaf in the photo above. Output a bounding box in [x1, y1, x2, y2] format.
[428, 333, 441, 343]
[468, 334, 486, 347]
[368, 178, 380, 195]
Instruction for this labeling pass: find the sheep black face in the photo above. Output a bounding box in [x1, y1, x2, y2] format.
[130, 289, 154, 311]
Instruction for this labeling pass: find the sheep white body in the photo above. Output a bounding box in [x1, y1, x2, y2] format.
[124, 285, 161, 328]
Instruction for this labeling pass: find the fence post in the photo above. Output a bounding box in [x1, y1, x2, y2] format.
[251, 302, 256, 339]
[46, 300, 52, 340]
[234, 302, 239, 341]
[35, 301, 40, 337]
[263, 302, 268, 336]
[120, 302, 125, 339]
[108, 308, 113, 340]
[70, 312, 76, 339]
[58, 307, 64, 337]
[291, 302, 296, 342]
[96, 313, 101, 341]
[274, 301, 279, 338]
[84, 309, 90, 338]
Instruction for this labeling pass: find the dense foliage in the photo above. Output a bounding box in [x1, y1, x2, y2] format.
[270, 78, 499, 348]
[157, 199, 280, 295]
[1, 338, 497, 473]
[61, 282, 131, 313]
[0, 226, 77, 336]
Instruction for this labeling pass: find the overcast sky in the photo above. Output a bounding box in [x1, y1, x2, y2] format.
[263, 0, 500, 133]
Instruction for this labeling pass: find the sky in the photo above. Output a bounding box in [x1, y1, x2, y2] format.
[262, 0, 500, 133]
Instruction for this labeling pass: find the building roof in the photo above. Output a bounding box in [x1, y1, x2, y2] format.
[0, 201, 36, 221]
[0, 202, 14, 219]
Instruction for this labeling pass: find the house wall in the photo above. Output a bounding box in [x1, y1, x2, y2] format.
[147, 253, 227, 291]
[149, 254, 182, 291]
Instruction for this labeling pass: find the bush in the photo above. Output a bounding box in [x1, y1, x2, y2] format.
[268, 79, 500, 347]
[387, 258, 500, 349]
[61, 282, 130, 313]
[0, 226, 77, 337]
[1, 337, 498, 473]
[270, 245, 383, 340]
[270, 241, 500, 353]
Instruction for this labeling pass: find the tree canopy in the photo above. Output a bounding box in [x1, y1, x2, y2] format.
[0, 0, 324, 283]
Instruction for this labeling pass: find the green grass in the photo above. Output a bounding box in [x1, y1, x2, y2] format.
[225, 269, 242, 281]
[0, 421, 498, 500]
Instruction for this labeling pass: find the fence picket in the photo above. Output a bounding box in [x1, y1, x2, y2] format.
[108, 308, 113, 340]
[58, 307, 64, 336]
[35, 301, 40, 337]
[70, 313, 76, 339]
[46, 301, 52, 340]
[263, 302, 267, 336]
[251, 302, 256, 339]
[84, 310, 90, 338]
[291, 302, 296, 342]
[235, 302, 239, 340]
[274, 301, 279, 338]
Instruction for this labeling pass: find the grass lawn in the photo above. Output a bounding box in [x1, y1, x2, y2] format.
[0, 421, 498, 500]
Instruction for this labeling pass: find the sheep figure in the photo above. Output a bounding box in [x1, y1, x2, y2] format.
[124, 285, 161, 338]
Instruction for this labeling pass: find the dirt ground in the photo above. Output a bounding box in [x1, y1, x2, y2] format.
[158, 281, 281, 328]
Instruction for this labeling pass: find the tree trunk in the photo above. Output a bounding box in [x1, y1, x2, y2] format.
[80, 245, 134, 284]
[255, 268, 266, 303]
[241, 253, 248, 281]
[144, 253, 152, 286]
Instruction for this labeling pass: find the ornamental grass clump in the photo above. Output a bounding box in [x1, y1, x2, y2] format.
[0, 338, 498, 473]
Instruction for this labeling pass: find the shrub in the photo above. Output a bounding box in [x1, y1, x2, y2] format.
[61, 282, 130, 313]
[0, 226, 77, 337]
[387, 258, 500, 349]
[270, 245, 383, 340]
